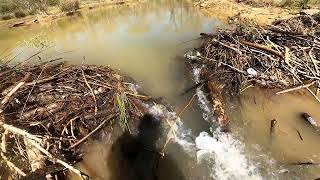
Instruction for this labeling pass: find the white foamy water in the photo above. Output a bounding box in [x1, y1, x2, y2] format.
[171, 64, 263, 180]
[193, 66, 214, 122]
[172, 123, 263, 180]
[196, 130, 262, 180]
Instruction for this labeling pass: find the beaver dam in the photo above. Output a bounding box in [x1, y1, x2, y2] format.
[2, 0, 320, 179]
[0, 58, 178, 179]
[185, 13, 320, 131]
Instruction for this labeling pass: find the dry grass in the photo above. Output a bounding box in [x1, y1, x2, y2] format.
[1, 14, 12, 20]
[60, 0, 80, 12]
[13, 10, 27, 18]
[240, 0, 320, 8]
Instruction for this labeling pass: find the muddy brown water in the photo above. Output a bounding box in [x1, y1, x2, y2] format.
[1, 0, 320, 179]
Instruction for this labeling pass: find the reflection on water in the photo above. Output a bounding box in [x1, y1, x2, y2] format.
[227, 88, 320, 179]
[1, 0, 216, 103]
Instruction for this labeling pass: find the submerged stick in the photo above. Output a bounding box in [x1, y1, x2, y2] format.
[302, 113, 318, 128]
[177, 93, 197, 117]
[306, 87, 320, 104]
[276, 81, 316, 95]
[207, 80, 230, 132]
[296, 129, 303, 141]
[67, 113, 117, 150]
[270, 119, 277, 137]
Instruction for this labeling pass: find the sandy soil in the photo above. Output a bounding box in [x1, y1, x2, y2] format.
[193, 0, 319, 25]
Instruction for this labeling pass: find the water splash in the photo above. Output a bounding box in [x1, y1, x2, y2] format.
[171, 64, 263, 179]
[192, 66, 214, 122]
[172, 122, 263, 180]
[196, 130, 263, 180]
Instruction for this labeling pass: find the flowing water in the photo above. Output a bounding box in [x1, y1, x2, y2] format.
[1, 0, 320, 179]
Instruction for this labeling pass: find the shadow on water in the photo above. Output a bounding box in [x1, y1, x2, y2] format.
[106, 114, 184, 180]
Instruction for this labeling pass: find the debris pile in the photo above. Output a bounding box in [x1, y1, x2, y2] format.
[186, 13, 320, 95]
[185, 13, 320, 130]
[0, 59, 173, 179]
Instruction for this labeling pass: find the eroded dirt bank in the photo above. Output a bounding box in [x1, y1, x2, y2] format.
[191, 0, 319, 25]
[0, 0, 143, 29]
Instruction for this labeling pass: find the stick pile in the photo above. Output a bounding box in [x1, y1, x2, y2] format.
[0, 60, 158, 179]
[186, 13, 320, 97]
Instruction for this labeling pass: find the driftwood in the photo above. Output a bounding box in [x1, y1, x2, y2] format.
[207, 80, 230, 132]
[302, 113, 318, 128]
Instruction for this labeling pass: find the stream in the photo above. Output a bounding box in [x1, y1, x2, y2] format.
[1, 0, 320, 179]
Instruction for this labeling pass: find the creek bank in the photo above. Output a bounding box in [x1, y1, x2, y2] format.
[0, 57, 176, 179]
[0, 0, 142, 29]
[192, 0, 320, 25]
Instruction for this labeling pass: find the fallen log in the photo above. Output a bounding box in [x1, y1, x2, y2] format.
[302, 113, 318, 128]
[207, 80, 230, 132]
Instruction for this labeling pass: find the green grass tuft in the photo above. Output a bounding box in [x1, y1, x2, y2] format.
[115, 93, 131, 133]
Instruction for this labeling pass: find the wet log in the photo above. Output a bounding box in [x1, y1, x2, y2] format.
[302, 113, 318, 128]
[207, 80, 230, 132]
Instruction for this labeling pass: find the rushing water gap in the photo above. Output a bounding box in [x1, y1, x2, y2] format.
[1, 0, 320, 179]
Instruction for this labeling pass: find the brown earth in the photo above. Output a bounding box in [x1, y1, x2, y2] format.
[193, 0, 319, 25]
